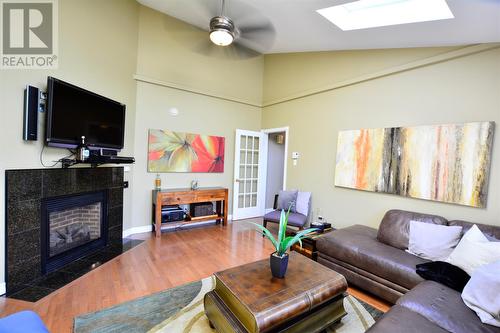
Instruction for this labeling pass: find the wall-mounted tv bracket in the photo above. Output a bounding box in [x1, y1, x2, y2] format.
[39, 90, 47, 112]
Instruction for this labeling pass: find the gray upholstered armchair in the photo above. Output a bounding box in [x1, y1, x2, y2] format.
[263, 191, 311, 231]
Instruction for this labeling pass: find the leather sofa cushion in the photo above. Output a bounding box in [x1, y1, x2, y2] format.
[397, 280, 500, 333]
[377, 210, 448, 250]
[448, 220, 500, 241]
[366, 305, 449, 333]
[319, 254, 405, 304]
[317, 225, 427, 289]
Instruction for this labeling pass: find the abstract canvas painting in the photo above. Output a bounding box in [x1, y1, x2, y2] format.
[335, 122, 495, 207]
[148, 129, 225, 173]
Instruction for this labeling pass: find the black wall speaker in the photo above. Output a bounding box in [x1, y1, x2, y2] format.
[23, 85, 39, 141]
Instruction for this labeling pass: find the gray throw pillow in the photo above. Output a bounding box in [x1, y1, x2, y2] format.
[295, 192, 311, 216]
[277, 190, 298, 212]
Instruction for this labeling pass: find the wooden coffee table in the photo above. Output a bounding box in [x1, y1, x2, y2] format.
[204, 252, 348, 333]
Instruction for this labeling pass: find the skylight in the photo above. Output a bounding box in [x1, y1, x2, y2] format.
[317, 0, 454, 31]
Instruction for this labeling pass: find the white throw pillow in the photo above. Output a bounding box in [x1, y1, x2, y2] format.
[461, 261, 500, 327]
[461, 224, 489, 242]
[407, 220, 462, 261]
[447, 225, 500, 276]
[295, 192, 311, 216]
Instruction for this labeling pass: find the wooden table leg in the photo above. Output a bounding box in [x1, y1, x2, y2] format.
[155, 195, 162, 238]
[216, 200, 222, 224]
[223, 190, 228, 226]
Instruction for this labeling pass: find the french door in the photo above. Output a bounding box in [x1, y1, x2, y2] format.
[232, 129, 266, 220]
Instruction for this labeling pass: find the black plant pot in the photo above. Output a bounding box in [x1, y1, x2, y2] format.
[270, 252, 289, 278]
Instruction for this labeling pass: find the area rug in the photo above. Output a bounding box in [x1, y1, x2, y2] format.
[74, 276, 384, 333]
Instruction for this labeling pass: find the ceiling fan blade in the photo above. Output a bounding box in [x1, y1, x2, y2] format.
[191, 36, 260, 60]
[225, 42, 261, 59]
[161, 20, 217, 56]
[237, 21, 276, 52]
[239, 23, 274, 36]
[194, 38, 228, 58]
[222, 0, 261, 23]
[196, 40, 261, 60]
[189, 0, 221, 23]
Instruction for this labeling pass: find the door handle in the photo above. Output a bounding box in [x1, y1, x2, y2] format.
[235, 179, 242, 183]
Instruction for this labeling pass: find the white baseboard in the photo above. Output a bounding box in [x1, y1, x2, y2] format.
[0, 282, 5, 296]
[265, 208, 274, 214]
[123, 225, 153, 238]
[123, 215, 233, 237]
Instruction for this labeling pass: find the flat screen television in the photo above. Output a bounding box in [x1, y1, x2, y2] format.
[46, 77, 126, 150]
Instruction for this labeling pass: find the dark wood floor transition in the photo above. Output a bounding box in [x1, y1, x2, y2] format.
[0, 219, 390, 333]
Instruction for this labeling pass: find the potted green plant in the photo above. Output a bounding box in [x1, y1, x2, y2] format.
[252, 209, 318, 278]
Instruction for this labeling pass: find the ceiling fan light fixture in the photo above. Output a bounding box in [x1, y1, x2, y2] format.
[210, 29, 234, 46]
[209, 16, 235, 46]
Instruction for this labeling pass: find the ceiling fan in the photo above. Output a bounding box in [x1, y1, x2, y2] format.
[197, 0, 276, 58]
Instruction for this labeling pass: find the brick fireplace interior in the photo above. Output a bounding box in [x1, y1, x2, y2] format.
[49, 202, 102, 257]
[41, 190, 108, 274]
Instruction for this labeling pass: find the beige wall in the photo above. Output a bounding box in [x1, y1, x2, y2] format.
[0, 0, 139, 287]
[263, 46, 461, 105]
[131, 82, 261, 226]
[262, 46, 500, 229]
[129, 6, 263, 228]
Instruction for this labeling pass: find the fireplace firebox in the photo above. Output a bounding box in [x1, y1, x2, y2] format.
[41, 191, 108, 274]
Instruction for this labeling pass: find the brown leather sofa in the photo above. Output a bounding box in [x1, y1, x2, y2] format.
[367, 280, 500, 333]
[316, 209, 500, 333]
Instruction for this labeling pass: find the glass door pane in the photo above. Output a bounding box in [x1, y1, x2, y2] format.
[238, 134, 260, 208]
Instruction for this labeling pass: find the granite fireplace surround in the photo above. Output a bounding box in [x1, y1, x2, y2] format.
[5, 167, 125, 299]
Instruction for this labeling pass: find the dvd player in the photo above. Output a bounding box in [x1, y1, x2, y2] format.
[88, 155, 135, 164]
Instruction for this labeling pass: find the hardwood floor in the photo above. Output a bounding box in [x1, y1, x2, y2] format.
[0, 219, 390, 332]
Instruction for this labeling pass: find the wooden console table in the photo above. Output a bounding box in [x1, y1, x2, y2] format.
[152, 187, 228, 237]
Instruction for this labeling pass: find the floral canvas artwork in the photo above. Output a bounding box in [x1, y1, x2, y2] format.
[148, 129, 225, 173]
[335, 122, 495, 208]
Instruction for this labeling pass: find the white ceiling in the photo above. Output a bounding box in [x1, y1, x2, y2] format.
[137, 0, 500, 54]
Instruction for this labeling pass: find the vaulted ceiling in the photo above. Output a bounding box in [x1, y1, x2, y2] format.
[137, 0, 500, 54]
